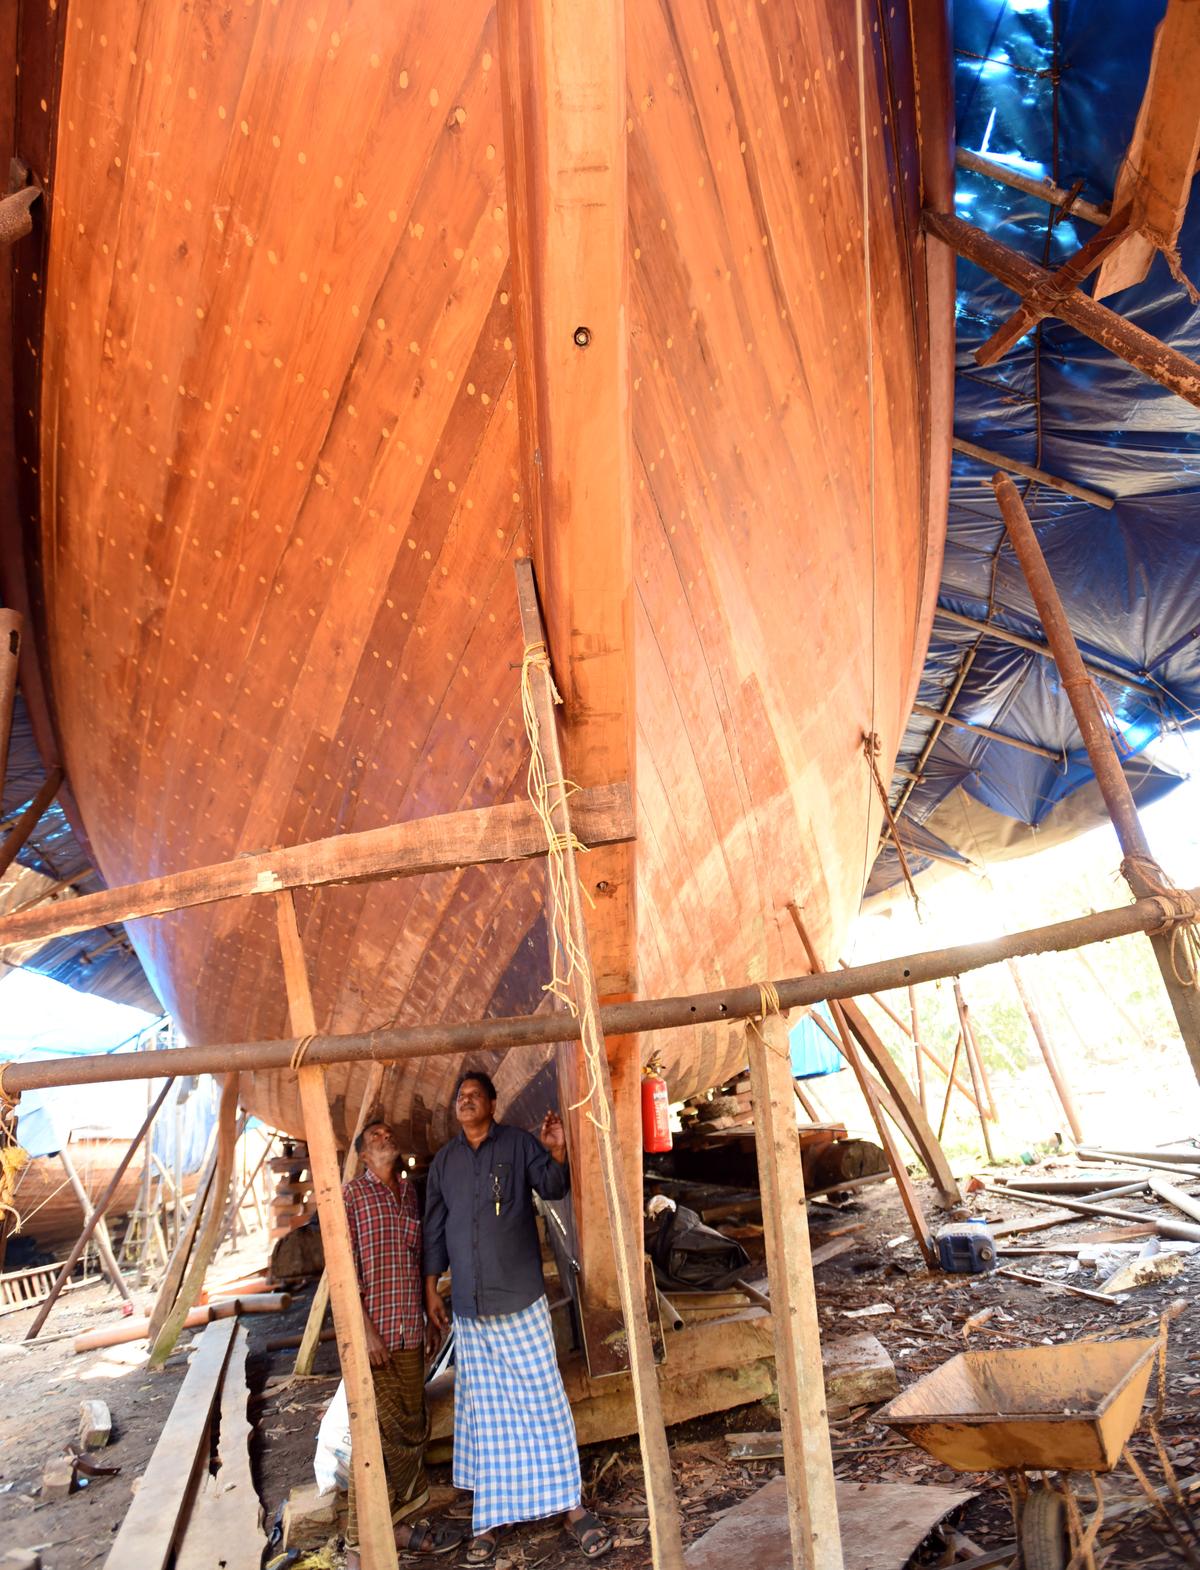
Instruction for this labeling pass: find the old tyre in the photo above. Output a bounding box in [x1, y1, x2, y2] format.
[1021, 1488, 1068, 1570]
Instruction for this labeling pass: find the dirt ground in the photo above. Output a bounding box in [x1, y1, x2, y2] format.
[1, 1170, 1198, 1570]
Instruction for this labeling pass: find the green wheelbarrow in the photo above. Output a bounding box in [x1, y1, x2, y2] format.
[877, 1311, 1196, 1570]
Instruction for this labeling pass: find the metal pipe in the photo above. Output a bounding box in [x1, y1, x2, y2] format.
[2, 885, 1199, 1096]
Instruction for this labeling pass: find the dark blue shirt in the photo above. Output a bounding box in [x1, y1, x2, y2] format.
[422, 1121, 570, 1319]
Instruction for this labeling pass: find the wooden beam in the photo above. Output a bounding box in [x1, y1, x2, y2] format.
[149, 1074, 240, 1367]
[8, 884, 1200, 1096]
[0, 784, 634, 950]
[275, 891, 398, 1570]
[952, 980, 996, 1163]
[101, 1317, 238, 1570]
[951, 436, 1114, 510]
[513, 561, 684, 1570]
[1095, 0, 1200, 300]
[746, 1013, 842, 1570]
[25, 1079, 173, 1340]
[0, 767, 63, 879]
[56, 1146, 133, 1304]
[955, 147, 1112, 229]
[1006, 958, 1085, 1145]
[293, 1059, 387, 1378]
[975, 204, 1134, 367]
[924, 210, 1200, 408]
[0, 608, 20, 788]
[933, 608, 1159, 700]
[993, 471, 1200, 1085]
[910, 701, 1061, 761]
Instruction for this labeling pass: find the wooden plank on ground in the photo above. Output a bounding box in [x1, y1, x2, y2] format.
[0, 785, 635, 949]
[175, 1323, 266, 1570]
[102, 1317, 238, 1570]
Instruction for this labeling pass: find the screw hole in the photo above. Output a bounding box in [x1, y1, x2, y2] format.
[573, 325, 591, 348]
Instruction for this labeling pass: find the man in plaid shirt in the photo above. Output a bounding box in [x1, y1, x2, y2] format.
[342, 1119, 463, 1568]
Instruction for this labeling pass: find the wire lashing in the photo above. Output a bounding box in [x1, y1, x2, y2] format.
[289, 1034, 318, 1072]
[1062, 673, 1133, 756]
[863, 732, 922, 917]
[1121, 854, 1200, 987]
[520, 640, 610, 1132]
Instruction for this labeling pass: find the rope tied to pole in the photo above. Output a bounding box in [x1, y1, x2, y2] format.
[0, 1066, 27, 1235]
[1061, 673, 1133, 755]
[289, 1034, 318, 1072]
[519, 639, 610, 1133]
[747, 982, 790, 1062]
[1121, 854, 1200, 986]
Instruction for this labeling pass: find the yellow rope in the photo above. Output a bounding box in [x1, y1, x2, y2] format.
[520, 641, 610, 1132]
[1120, 853, 1200, 986]
[0, 1067, 26, 1235]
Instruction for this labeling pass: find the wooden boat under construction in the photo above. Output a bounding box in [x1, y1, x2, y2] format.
[0, 1, 953, 1170]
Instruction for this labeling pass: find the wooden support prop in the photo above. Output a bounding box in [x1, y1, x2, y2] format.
[860, 987, 980, 1113]
[924, 211, 1200, 409]
[9, 884, 1200, 1096]
[513, 563, 684, 1570]
[955, 147, 1112, 228]
[0, 608, 20, 786]
[1094, 0, 1200, 300]
[147, 1118, 225, 1343]
[934, 608, 1158, 701]
[149, 1074, 240, 1367]
[293, 1059, 387, 1378]
[789, 910, 936, 1262]
[952, 981, 995, 1164]
[101, 1317, 238, 1570]
[57, 1146, 133, 1303]
[910, 702, 1061, 761]
[1006, 958, 1085, 1144]
[909, 987, 926, 1111]
[0, 767, 63, 879]
[994, 471, 1200, 1085]
[975, 205, 1134, 368]
[275, 891, 398, 1570]
[951, 437, 1114, 510]
[938, 1033, 964, 1143]
[0, 785, 633, 950]
[746, 1013, 842, 1570]
[25, 1079, 173, 1340]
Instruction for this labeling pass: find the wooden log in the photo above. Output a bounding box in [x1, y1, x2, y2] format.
[975, 205, 1134, 368]
[994, 471, 1200, 1084]
[953, 981, 995, 1163]
[25, 1078, 173, 1339]
[954, 147, 1112, 228]
[9, 886, 1200, 1096]
[951, 437, 1114, 510]
[910, 702, 1061, 761]
[71, 1293, 290, 1353]
[275, 891, 398, 1570]
[925, 210, 1200, 409]
[293, 1059, 387, 1377]
[1007, 958, 1085, 1144]
[746, 1012, 842, 1570]
[101, 1318, 238, 1570]
[149, 1075, 240, 1368]
[0, 768, 63, 879]
[1094, 0, 1200, 299]
[56, 1147, 132, 1304]
[513, 562, 684, 1570]
[0, 785, 634, 950]
[1148, 1176, 1200, 1225]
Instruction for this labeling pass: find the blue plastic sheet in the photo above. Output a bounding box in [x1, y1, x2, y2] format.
[873, 0, 1200, 893]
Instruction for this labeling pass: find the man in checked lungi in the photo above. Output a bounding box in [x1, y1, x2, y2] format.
[423, 1070, 613, 1565]
[342, 1119, 465, 1570]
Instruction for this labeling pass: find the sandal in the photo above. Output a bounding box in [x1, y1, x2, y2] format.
[395, 1519, 468, 1556]
[566, 1510, 612, 1560]
[464, 1527, 508, 1565]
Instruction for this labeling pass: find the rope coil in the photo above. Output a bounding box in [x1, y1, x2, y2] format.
[1121, 854, 1200, 987]
[520, 640, 610, 1132]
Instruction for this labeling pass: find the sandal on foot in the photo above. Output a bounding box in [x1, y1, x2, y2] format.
[464, 1527, 507, 1565]
[566, 1511, 613, 1560]
[395, 1519, 468, 1556]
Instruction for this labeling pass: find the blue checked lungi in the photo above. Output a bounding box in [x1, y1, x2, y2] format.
[452, 1295, 581, 1534]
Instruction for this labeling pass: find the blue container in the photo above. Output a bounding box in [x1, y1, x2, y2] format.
[935, 1219, 997, 1274]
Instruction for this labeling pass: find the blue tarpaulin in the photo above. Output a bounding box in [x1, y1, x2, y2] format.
[871, 0, 1200, 895]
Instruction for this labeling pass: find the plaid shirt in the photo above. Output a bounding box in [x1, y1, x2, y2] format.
[343, 1167, 424, 1351]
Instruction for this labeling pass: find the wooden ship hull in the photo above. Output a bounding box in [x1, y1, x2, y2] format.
[1, 1, 953, 1160]
[12, 1138, 198, 1252]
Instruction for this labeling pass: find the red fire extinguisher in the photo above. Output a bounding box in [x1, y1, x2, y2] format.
[641, 1058, 672, 1153]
